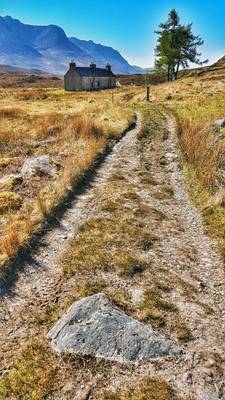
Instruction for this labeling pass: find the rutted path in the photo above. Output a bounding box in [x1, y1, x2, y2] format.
[0, 109, 225, 400]
[0, 114, 143, 374]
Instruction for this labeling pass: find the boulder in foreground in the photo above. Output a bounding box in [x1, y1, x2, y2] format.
[47, 293, 180, 364]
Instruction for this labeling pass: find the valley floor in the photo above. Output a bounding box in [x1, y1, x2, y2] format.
[0, 104, 224, 400]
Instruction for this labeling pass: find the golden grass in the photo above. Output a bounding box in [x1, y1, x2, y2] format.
[0, 86, 138, 266]
[178, 119, 224, 187]
[0, 191, 22, 213]
[151, 71, 225, 261]
[0, 338, 57, 400]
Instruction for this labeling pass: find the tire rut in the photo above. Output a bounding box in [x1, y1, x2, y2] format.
[0, 114, 142, 374]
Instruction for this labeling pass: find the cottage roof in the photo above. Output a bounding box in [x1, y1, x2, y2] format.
[75, 67, 115, 78]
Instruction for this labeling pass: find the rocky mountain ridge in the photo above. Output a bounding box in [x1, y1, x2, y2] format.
[0, 15, 148, 74]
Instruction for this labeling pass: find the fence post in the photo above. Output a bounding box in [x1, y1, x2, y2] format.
[146, 86, 150, 102]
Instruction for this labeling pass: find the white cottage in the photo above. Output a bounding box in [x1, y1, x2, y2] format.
[64, 61, 116, 91]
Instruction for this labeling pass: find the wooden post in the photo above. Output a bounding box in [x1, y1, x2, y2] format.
[146, 86, 150, 102]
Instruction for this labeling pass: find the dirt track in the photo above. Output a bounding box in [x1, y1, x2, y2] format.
[0, 110, 225, 400]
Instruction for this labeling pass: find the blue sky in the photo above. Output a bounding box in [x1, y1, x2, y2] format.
[1, 0, 225, 67]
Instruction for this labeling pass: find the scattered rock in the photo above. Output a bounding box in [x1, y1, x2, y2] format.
[47, 293, 180, 364]
[160, 156, 166, 166]
[203, 368, 214, 383]
[23, 139, 40, 148]
[130, 287, 144, 303]
[21, 155, 59, 178]
[165, 152, 177, 162]
[165, 94, 173, 100]
[184, 371, 193, 385]
[214, 118, 225, 128]
[162, 130, 169, 141]
[167, 162, 177, 172]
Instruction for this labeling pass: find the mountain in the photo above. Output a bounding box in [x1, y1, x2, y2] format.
[69, 37, 138, 75]
[0, 16, 147, 75]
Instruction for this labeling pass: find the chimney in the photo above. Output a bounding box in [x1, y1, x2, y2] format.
[105, 64, 111, 72]
[90, 62, 96, 69]
[69, 60, 76, 69]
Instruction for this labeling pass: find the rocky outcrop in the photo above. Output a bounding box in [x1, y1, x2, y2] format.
[47, 293, 180, 364]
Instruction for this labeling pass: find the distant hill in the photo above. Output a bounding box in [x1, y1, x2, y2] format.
[0, 15, 148, 75]
[0, 64, 49, 75]
[182, 56, 225, 80]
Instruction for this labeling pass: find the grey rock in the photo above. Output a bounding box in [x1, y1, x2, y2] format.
[162, 130, 169, 141]
[47, 293, 180, 364]
[165, 152, 177, 162]
[130, 287, 144, 303]
[185, 371, 193, 385]
[214, 119, 225, 128]
[165, 94, 173, 100]
[24, 139, 40, 148]
[21, 155, 58, 178]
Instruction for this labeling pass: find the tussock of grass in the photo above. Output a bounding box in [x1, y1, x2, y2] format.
[0, 338, 57, 400]
[0, 157, 15, 167]
[153, 186, 174, 200]
[0, 107, 23, 118]
[137, 288, 176, 328]
[138, 170, 159, 186]
[133, 203, 165, 221]
[169, 317, 194, 343]
[0, 191, 22, 213]
[0, 175, 22, 191]
[184, 166, 225, 260]
[102, 377, 181, 400]
[62, 216, 151, 277]
[179, 119, 224, 187]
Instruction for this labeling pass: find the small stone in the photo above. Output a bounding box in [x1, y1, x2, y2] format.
[185, 371, 193, 385]
[204, 368, 213, 377]
[162, 130, 169, 140]
[214, 118, 225, 128]
[130, 287, 144, 303]
[160, 157, 166, 165]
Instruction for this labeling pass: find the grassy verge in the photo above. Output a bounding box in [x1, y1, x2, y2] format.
[152, 74, 225, 262]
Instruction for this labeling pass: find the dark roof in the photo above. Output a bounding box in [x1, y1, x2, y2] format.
[75, 67, 115, 78]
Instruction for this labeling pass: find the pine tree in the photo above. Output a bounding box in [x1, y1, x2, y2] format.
[154, 9, 207, 81]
